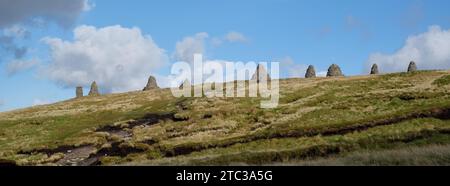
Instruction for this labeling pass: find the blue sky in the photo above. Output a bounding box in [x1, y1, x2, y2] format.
[1, 0, 450, 112]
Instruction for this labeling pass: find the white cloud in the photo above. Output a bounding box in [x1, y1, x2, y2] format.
[366, 25, 450, 73]
[169, 32, 252, 86]
[173, 32, 209, 63]
[42, 25, 169, 93]
[3, 24, 30, 39]
[225, 31, 248, 43]
[317, 71, 327, 77]
[211, 31, 248, 47]
[0, 99, 4, 107]
[171, 32, 252, 86]
[0, 0, 93, 66]
[6, 58, 40, 76]
[83, 0, 95, 11]
[0, 0, 92, 28]
[32, 99, 50, 106]
[173, 31, 248, 62]
[279, 57, 307, 78]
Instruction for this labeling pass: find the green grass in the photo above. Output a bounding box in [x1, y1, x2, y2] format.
[1, 70, 450, 165]
[433, 75, 450, 87]
[132, 118, 450, 165]
[291, 143, 450, 166]
[0, 97, 180, 154]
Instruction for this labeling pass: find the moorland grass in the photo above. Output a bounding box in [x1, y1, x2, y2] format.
[0, 70, 449, 165]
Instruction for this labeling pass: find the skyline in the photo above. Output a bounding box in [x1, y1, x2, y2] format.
[1, 0, 450, 111]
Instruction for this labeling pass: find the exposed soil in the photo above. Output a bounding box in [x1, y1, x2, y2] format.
[162, 107, 450, 157]
[78, 142, 146, 166]
[56, 145, 97, 166]
[190, 130, 450, 166]
[141, 139, 158, 145]
[319, 107, 450, 136]
[18, 112, 186, 166]
[109, 130, 132, 139]
[95, 112, 178, 133]
[97, 142, 146, 157]
[16, 107, 450, 165]
[18, 145, 92, 156]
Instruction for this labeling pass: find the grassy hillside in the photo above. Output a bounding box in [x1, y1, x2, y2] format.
[0, 70, 449, 166]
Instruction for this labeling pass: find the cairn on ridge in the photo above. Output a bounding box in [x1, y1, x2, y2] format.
[326, 64, 344, 77]
[370, 64, 379, 75]
[88, 81, 100, 96]
[143, 76, 159, 91]
[76, 86, 83, 98]
[305, 65, 316, 78]
[179, 79, 191, 89]
[251, 64, 271, 83]
[407, 61, 417, 72]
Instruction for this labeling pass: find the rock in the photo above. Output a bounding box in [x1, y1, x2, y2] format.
[76, 86, 83, 98]
[370, 64, 379, 75]
[326, 64, 344, 77]
[179, 79, 191, 89]
[408, 61, 417, 72]
[251, 64, 271, 82]
[143, 76, 159, 91]
[88, 81, 100, 96]
[305, 65, 316, 78]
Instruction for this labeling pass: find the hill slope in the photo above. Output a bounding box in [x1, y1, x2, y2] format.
[1, 70, 450, 166]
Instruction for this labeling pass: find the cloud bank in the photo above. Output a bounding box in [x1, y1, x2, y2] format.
[366, 25, 450, 73]
[6, 58, 40, 76]
[32, 99, 50, 106]
[42, 30, 251, 92]
[0, 0, 92, 76]
[211, 31, 248, 47]
[279, 57, 307, 78]
[225, 31, 248, 43]
[173, 32, 209, 63]
[43, 25, 169, 93]
[0, 0, 91, 28]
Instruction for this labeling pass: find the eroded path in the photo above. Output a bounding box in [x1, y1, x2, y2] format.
[18, 112, 182, 166]
[18, 106, 450, 166]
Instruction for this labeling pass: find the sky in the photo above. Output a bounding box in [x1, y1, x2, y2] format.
[1, 0, 450, 112]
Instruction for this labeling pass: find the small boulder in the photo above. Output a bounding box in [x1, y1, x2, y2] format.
[88, 81, 100, 96]
[326, 64, 344, 77]
[305, 65, 316, 78]
[407, 61, 417, 72]
[143, 76, 159, 91]
[370, 64, 379, 75]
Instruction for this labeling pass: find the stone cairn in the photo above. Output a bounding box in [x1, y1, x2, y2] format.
[305, 65, 316, 78]
[326, 64, 344, 77]
[407, 61, 417, 72]
[370, 64, 379, 75]
[88, 81, 100, 96]
[179, 79, 191, 89]
[251, 64, 271, 83]
[143, 76, 159, 91]
[76, 86, 83, 98]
